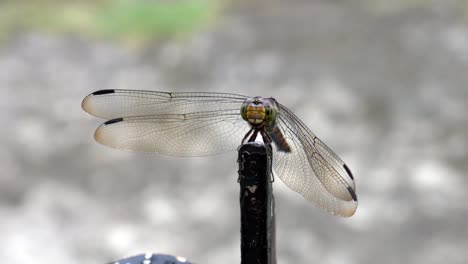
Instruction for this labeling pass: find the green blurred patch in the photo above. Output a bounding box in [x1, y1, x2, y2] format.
[0, 0, 222, 42]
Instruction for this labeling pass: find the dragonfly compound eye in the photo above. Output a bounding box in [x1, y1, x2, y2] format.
[241, 105, 248, 121]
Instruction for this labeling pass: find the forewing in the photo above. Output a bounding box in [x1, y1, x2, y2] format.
[273, 103, 357, 217]
[94, 109, 251, 156]
[82, 89, 248, 119]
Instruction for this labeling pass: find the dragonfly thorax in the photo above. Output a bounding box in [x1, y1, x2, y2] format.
[241, 96, 278, 128]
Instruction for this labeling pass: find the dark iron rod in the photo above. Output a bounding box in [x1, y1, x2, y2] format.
[238, 142, 276, 264]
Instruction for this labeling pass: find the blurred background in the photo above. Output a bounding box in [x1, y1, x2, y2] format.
[1, 0, 468, 263]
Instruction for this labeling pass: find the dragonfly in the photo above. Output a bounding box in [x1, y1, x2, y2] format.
[82, 89, 357, 217]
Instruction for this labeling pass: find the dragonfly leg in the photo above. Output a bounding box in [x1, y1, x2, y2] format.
[241, 127, 255, 145]
[248, 129, 260, 142]
[260, 130, 272, 144]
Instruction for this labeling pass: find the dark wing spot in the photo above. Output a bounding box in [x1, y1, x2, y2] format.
[92, 89, 115, 95]
[104, 117, 124, 125]
[343, 164, 354, 180]
[347, 186, 358, 201]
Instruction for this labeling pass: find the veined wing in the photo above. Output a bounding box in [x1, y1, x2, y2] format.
[273, 103, 357, 217]
[82, 89, 248, 119]
[93, 109, 250, 156]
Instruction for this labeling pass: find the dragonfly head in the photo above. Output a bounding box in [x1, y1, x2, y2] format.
[241, 97, 278, 127]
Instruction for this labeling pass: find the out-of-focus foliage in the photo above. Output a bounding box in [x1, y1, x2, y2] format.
[0, 0, 222, 42]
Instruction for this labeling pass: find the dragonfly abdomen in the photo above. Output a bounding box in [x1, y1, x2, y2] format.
[268, 126, 291, 152]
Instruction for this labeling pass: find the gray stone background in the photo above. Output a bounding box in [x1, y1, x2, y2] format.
[1, 0, 467, 263]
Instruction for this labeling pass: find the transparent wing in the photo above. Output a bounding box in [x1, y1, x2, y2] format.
[273, 103, 357, 217]
[82, 89, 248, 119]
[93, 109, 251, 156]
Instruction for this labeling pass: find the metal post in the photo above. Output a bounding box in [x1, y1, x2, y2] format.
[238, 142, 276, 264]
